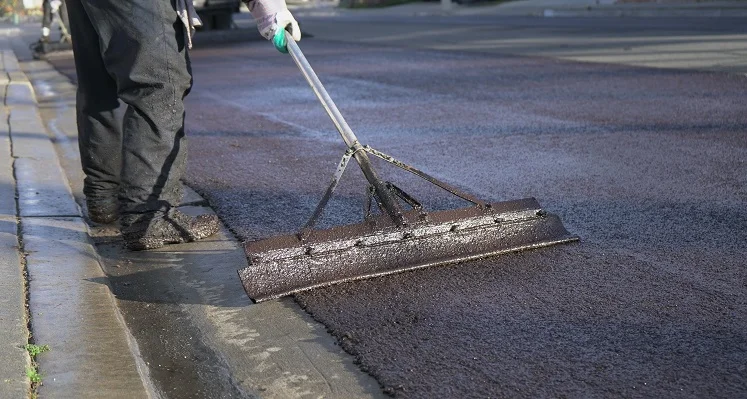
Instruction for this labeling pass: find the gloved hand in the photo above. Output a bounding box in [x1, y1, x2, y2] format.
[50, 0, 62, 13]
[244, 0, 301, 52]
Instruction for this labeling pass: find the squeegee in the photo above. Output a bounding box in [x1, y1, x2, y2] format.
[238, 31, 578, 302]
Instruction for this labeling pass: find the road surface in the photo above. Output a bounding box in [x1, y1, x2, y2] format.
[41, 14, 747, 398]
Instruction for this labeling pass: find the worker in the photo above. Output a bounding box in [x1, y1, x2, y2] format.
[63, 0, 301, 250]
[31, 0, 71, 59]
[40, 0, 70, 43]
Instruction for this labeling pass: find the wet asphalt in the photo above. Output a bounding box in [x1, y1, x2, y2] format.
[48, 16, 746, 398]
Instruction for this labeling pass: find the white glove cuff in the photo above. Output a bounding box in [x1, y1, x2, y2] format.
[255, 15, 276, 39]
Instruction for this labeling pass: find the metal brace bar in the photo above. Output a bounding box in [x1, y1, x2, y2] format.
[299, 149, 354, 240]
[364, 186, 375, 221]
[386, 182, 422, 211]
[364, 146, 488, 207]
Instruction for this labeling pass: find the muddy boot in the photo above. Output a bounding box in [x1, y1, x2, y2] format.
[86, 198, 119, 224]
[122, 209, 220, 251]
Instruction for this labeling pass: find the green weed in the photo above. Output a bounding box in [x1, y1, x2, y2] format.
[25, 367, 41, 384]
[24, 344, 50, 357]
[24, 343, 50, 386]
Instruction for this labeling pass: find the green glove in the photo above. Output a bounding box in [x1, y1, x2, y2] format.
[273, 28, 289, 53]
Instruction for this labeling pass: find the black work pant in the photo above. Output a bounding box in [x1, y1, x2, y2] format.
[65, 0, 192, 226]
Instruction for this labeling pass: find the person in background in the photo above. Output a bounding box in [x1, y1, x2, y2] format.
[63, 0, 300, 250]
[40, 0, 70, 43]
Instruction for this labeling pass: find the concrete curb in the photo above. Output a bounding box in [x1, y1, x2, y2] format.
[1, 49, 153, 398]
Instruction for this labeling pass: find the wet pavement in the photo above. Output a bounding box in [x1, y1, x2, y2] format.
[45, 16, 747, 398]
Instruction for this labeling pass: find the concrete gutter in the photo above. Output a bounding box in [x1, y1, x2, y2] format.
[0, 49, 153, 398]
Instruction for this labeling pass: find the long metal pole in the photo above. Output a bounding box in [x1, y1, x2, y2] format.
[285, 32, 406, 226]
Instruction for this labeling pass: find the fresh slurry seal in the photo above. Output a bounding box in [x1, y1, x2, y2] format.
[180, 40, 747, 397]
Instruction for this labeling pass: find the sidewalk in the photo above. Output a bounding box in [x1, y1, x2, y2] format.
[0, 49, 30, 399]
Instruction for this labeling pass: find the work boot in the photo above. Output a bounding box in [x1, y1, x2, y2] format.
[29, 40, 46, 60]
[86, 198, 118, 224]
[122, 209, 220, 251]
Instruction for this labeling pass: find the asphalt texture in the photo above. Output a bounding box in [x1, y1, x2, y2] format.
[48, 19, 747, 398]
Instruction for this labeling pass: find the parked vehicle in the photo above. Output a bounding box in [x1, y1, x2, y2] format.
[193, 0, 241, 30]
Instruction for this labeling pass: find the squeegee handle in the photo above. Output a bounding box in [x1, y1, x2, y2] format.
[285, 32, 359, 148]
[285, 31, 407, 226]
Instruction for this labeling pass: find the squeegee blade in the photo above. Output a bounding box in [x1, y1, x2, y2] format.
[239, 198, 577, 302]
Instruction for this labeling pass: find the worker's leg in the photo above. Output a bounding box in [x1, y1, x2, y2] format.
[65, 0, 122, 224]
[41, 0, 52, 41]
[77, 0, 217, 248]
